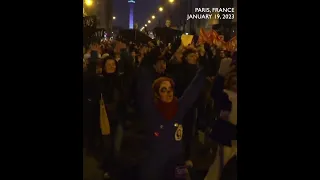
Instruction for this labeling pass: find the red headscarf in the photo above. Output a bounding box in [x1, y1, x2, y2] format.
[152, 77, 179, 120]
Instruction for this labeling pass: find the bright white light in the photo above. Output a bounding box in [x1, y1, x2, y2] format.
[85, 0, 93, 6]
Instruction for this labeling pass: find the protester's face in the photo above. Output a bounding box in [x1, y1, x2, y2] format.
[165, 20, 171, 27]
[220, 51, 225, 58]
[186, 52, 197, 64]
[131, 51, 136, 57]
[159, 81, 174, 103]
[154, 60, 166, 73]
[105, 59, 116, 73]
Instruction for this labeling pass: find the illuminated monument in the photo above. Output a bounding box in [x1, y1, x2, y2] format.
[128, 0, 135, 29]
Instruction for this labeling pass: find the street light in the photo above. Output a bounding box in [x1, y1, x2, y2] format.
[145, 24, 147, 27]
[148, 20, 151, 23]
[152, 15, 155, 19]
[85, 0, 93, 6]
[159, 7, 163, 12]
[169, 0, 174, 3]
[113, 16, 116, 20]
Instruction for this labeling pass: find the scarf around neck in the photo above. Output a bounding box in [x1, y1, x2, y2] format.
[155, 97, 179, 120]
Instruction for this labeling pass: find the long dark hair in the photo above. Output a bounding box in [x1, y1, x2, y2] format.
[101, 57, 120, 103]
[102, 56, 118, 77]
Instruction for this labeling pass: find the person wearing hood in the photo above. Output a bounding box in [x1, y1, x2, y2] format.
[137, 62, 206, 180]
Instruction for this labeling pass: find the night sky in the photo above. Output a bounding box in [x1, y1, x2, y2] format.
[113, 0, 162, 29]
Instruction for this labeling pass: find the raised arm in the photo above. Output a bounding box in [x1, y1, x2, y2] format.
[178, 67, 205, 113]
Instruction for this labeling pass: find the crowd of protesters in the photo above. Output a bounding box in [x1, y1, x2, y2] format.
[83, 37, 237, 180]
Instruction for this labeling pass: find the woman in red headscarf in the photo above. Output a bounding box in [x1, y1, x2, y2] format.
[137, 64, 205, 180]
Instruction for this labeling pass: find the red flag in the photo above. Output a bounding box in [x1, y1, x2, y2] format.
[197, 28, 208, 45]
[227, 36, 237, 52]
[211, 29, 220, 46]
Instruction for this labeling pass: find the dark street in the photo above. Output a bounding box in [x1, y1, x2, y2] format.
[83, 0, 237, 178]
[84, 118, 218, 180]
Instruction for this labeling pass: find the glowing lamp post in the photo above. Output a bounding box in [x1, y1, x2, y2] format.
[85, 0, 93, 6]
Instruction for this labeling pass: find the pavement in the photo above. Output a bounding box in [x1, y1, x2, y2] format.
[83, 149, 104, 180]
[83, 117, 219, 180]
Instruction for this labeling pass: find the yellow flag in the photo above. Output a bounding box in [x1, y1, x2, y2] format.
[100, 94, 110, 135]
[181, 34, 194, 47]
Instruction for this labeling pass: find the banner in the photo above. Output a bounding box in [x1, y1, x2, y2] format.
[198, 28, 211, 45]
[83, 16, 97, 28]
[197, 28, 237, 52]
